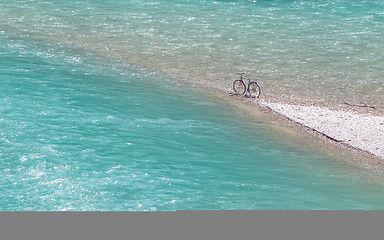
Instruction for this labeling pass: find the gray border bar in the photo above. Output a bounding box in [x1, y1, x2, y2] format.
[1, 211, 384, 240]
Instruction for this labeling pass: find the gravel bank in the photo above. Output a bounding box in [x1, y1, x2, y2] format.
[263, 102, 384, 160]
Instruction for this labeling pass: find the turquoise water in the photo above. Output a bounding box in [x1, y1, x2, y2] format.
[1, 0, 384, 210]
[1, 0, 383, 108]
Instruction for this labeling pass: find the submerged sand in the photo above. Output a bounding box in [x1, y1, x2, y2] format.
[263, 101, 384, 160]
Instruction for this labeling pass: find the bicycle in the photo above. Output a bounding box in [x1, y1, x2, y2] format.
[232, 72, 261, 98]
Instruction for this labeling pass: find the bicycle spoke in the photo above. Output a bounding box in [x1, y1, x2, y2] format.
[233, 80, 246, 95]
[248, 82, 261, 98]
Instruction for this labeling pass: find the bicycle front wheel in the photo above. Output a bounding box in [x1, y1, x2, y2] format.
[248, 82, 261, 98]
[233, 80, 246, 95]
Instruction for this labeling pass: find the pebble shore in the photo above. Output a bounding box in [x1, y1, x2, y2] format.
[263, 102, 384, 160]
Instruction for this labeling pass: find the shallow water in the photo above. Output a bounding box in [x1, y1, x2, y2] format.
[1, 0, 383, 110]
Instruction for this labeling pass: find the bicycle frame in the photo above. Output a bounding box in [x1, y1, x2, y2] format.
[233, 72, 261, 98]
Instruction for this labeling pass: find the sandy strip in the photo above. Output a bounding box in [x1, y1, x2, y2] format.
[262, 102, 384, 160]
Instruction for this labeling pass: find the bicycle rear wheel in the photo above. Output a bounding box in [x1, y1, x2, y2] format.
[248, 81, 261, 98]
[233, 80, 246, 95]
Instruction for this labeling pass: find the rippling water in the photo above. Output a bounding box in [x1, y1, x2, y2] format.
[1, 0, 383, 109]
[1, 0, 384, 210]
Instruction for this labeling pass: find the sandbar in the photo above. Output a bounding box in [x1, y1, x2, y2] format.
[262, 101, 384, 160]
